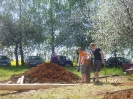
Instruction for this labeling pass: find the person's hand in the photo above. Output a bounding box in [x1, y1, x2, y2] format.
[87, 57, 90, 60]
[77, 63, 80, 66]
[102, 60, 105, 65]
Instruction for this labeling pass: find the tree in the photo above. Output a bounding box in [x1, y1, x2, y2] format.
[0, 0, 45, 66]
[0, 0, 94, 62]
[54, 0, 93, 49]
[90, 0, 133, 58]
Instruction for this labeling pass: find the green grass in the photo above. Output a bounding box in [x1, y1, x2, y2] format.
[100, 66, 123, 75]
[65, 66, 123, 77]
[0, 66, 29, 81]
[0, 65, 123, 81]
[0, 65, 132, 99]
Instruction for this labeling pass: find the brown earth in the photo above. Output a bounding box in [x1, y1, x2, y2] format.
[7, 63, 80, 84]
[1, 63, 133, 99]
[103, 77, 133, 99]
[103, 88, 133, 99]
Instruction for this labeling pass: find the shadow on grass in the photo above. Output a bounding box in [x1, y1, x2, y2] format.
[110, 83, 123, 86]
[0, 90, 30, 96]
[93, 81, 104, 86]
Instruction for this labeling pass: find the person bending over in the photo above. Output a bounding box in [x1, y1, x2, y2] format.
[77, 47, 88, 83]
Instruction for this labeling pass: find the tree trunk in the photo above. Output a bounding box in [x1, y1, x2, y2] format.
[50, 0, 55, 54]
[51, 25, 55, 54]
[19, 42, 24, 66]
[15, 44, 19, 66]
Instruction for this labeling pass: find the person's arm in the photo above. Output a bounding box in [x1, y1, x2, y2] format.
[87, 53, 90, 60]
[90, 53, 93, 58]
[77, 55, 80, 66]
[100, 51, 105, 65]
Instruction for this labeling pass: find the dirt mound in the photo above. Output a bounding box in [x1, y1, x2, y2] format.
[9, 63, 80, 84]
[103, 88, 133, 99]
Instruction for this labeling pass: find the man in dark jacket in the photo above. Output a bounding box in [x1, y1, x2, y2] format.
[89, 43, 105, 83]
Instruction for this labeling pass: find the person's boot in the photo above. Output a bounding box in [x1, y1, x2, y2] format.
[93, 78, 95, 82]
[95, 79, 99, 83]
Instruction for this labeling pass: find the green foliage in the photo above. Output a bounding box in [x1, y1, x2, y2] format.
[0, 0, 94, 56]
[1, 0, 133, 61]
[90, 0, 133, 58]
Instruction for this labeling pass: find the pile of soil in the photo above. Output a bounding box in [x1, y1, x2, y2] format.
[103, 88, 133, 99]
[9, 63, 80, 84]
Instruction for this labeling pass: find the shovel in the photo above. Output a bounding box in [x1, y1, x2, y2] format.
[104, 64, 107, 82]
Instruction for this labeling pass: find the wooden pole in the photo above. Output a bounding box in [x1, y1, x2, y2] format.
[104, 64, 107, 82]
[17, 78, 21, 84]
[86, 59, 91, 83]
[20, 76, 24, 84]
[0, 84, 79, 91]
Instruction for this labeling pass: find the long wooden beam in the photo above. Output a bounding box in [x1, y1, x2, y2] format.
[0, 84, 79, 91]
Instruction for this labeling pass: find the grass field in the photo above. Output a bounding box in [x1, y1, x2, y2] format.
[0, 65, 123, 81]
[0, 66, 29, 81]
[65, 66, 123, 77]
[0, 64, 131, 99]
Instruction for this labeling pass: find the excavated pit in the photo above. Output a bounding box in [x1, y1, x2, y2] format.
[103, 88, 133, 99]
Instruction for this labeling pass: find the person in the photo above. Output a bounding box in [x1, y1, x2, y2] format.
[75, 49, 80, 72]
[77, 47, 88, 83]
[89, 43, 105, 83]
[76, 49, 79, 63]
[50, 53, 58, 63]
